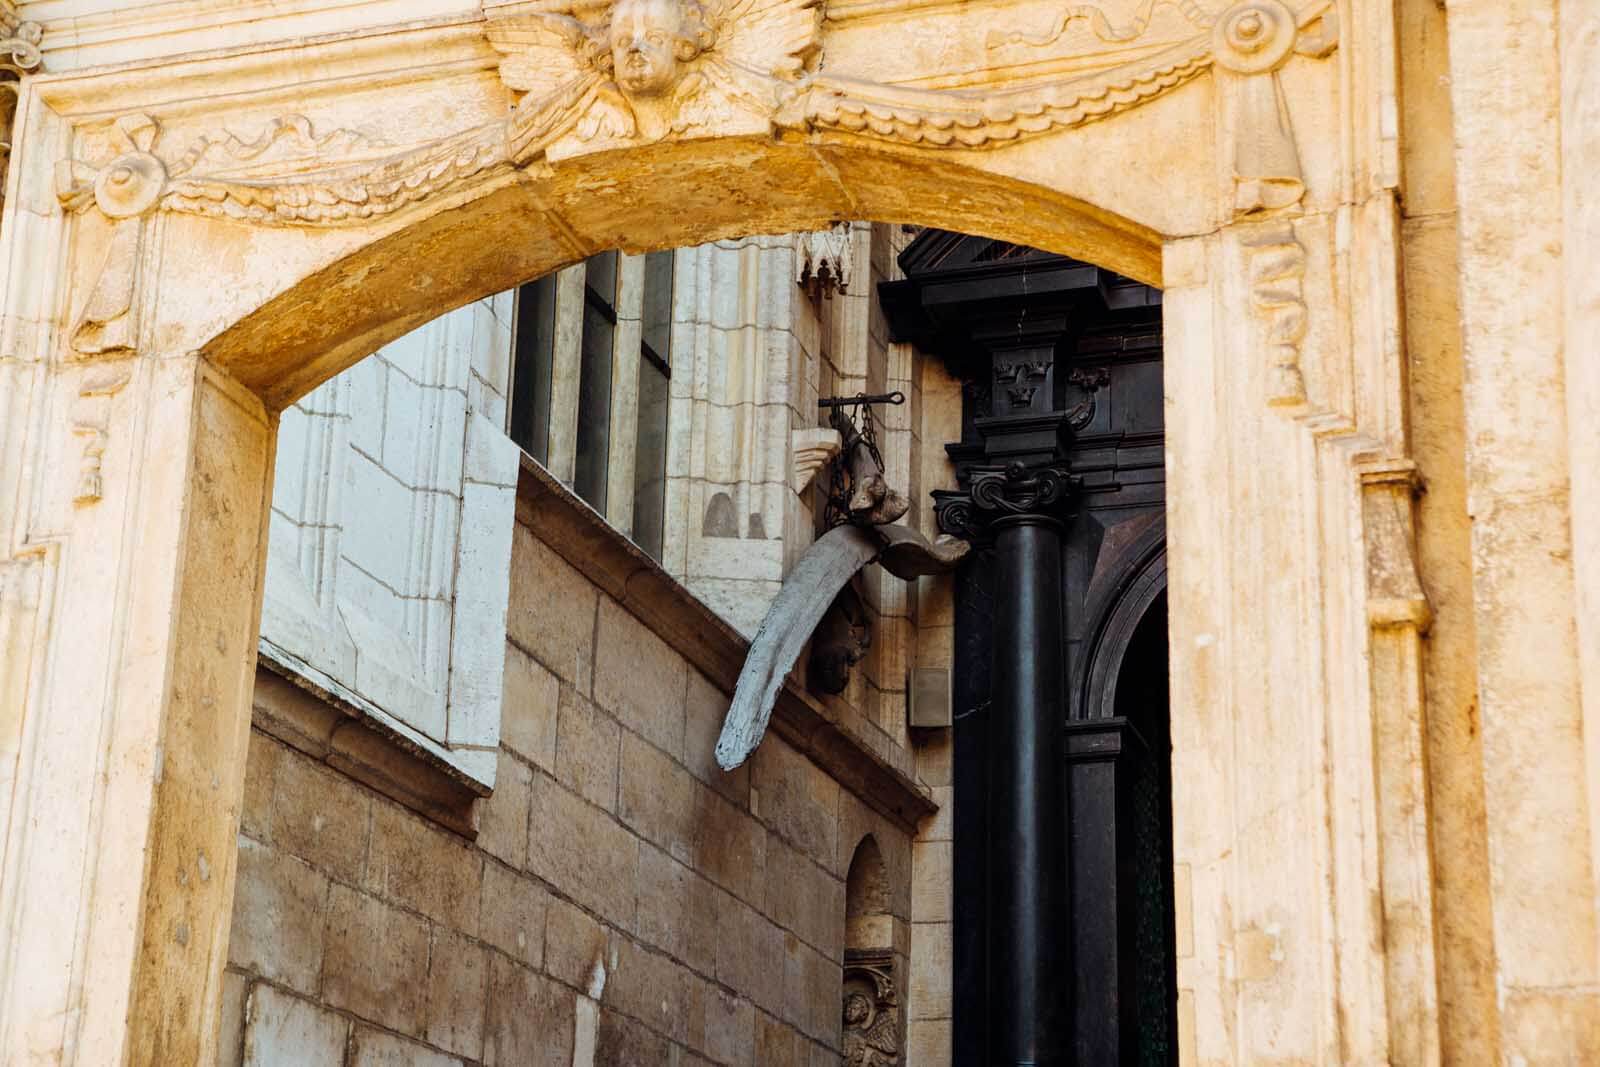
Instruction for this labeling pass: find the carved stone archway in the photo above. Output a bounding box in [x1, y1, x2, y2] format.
[0, 1, 1441, 1064]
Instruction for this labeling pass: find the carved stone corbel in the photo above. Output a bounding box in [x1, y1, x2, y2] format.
[791, 426, 842, 493]
[843, 948, 900, 1066]
[796, 222, 854, 297]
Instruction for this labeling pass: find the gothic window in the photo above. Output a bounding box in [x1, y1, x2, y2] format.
[510, 250, 676, 561]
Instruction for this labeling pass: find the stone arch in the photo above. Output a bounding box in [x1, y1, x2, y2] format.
[1079, 519, 1168, 721]
[0, 3, 1447, 1064]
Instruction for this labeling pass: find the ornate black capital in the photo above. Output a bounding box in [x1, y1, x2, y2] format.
[934, 461, 1078, 541]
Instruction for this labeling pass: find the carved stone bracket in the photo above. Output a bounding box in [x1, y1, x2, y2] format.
[934, 460, 1076, 542]
[843, 948, 900, 1066]
[1359, 459, 1431, 632]
[791, 426, 843, 493]
[797, 222, 854, 297]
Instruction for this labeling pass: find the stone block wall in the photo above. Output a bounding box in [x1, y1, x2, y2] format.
[222, 499, 916, 1066]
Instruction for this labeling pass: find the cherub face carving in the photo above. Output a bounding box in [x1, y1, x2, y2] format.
[608, 0, 715, 96]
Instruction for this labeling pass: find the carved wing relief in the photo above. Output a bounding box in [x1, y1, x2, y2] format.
[53, 0, 1339, 245]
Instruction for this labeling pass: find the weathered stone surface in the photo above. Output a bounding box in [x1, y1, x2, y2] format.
[608, 937, 706, 1049]
[242, 986, 348, 1066]
[479, 861, 548, 969]
[754, 1011, 807, 1067]
[227, 838, 328, 994]
[635, 842, 718, 975]
[555, 686, 621, 812]
[217, 972, 248, 1067]
[683, 671, 750, 804]
[713, 889, 786, 1017]
[365, 801, 483, 935]
[781, 932, 842, 1046]
[691, 784, 768, 907]
[322, 883, 431, 1037]
[594, 597, 688, 759]
[424, 927, 488, 1058]
[618, 731, 699, 861]
[268, 739, 373, 884]
[501, 644, 560, 771]
[752, 740, 839, 869]
[485, 955, 576, 1067]
[475, 750, 532, 869]
[702, 989, 756, 1067]
[544, 895, 610, 993]
[508, 529, 598, 693]
[595, 1009, 673, 1066]
[765, 833, 845, 962]
[349, 1027, 465, 1067]
[527, 771, 638, 927]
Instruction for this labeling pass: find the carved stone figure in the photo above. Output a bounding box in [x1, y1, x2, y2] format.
[807, 585, 870, 695]
[843, 952, 900, 1066]
[488, 0, 820, 150]
[608, 0, 718, 97]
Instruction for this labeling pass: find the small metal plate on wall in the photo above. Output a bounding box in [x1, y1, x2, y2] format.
[908, 666, 952, 728]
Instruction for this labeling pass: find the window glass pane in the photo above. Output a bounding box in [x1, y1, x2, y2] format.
[574, 263, 615, 510]
[509, 275, 557, 463]
[642, 250, 674, 367]
[632, 357, 670, 561]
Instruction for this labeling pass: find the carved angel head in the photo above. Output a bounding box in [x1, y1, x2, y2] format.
[604, 0, 717, 97]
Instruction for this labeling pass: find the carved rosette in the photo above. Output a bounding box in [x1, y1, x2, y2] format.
[935, 461, 1077, 542]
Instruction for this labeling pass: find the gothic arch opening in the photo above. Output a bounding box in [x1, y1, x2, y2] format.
[845, 834, 901, 1065]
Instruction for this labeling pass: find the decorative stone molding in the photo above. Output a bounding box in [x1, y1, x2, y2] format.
[842, 948, 900, 1065]
[796, 222, 854, 296]
[69, 365, 132, 504]
[1241, 219, 1309, 406]
[47, 1, 1339, 251]
[1360, 459, 1430, 632]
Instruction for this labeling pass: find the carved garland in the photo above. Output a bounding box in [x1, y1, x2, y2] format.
[50, 1, 1338, 362]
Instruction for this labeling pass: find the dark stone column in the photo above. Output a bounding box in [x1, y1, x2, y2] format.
[939, 462, 1075, 1066]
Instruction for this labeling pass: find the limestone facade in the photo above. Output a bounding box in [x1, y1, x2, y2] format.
[0, 0, 1598, 1065]
[223, 477, 919, 1065]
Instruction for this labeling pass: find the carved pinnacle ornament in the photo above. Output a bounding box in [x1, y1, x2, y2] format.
[934, 461, 1078, 541]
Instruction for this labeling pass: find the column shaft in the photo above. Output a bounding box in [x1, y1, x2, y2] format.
[989, 514, 1069, 1066]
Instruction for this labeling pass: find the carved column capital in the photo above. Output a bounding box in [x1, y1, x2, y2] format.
[934, 460, 1077, 541]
